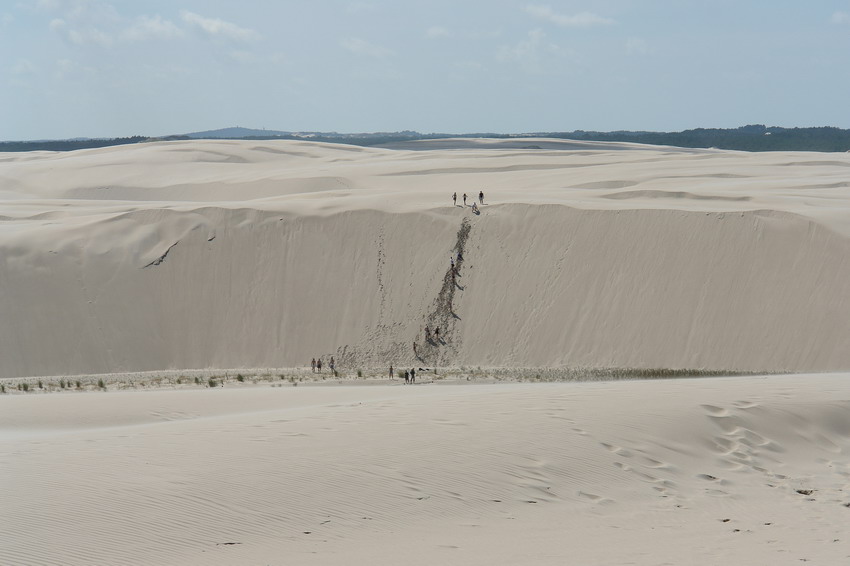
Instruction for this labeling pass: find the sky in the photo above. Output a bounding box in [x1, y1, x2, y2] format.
[3, 0, 850, 140]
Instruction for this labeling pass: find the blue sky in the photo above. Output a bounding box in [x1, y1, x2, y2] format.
[3, 0, 850, 140]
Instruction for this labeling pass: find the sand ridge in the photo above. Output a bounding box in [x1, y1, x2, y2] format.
[2, 138, 850, 377]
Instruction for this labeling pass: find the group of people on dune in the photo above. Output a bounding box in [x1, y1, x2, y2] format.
[388, 365, 417, 384]
[453, 190, 484, 213]
[310, 356, 335, 375]
[310, 192, 485, 381]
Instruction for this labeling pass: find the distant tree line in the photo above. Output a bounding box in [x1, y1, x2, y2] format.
[556, 125, 850, 152]
[2, 126, 849, 153]
[0, 136, 149, 152]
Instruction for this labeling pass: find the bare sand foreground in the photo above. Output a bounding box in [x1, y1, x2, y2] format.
[1, 138, 850, 376]
[2, 374, 849, 565]
[2, 139, 850, 564]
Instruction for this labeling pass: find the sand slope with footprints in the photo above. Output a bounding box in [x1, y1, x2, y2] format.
[2, 373, 849, 565]
[3, 138, 850, 376]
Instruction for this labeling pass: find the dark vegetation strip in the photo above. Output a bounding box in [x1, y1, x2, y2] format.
[4, 125, 850, 152]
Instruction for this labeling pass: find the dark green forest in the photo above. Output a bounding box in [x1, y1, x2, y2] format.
[3, 125, 850, 153]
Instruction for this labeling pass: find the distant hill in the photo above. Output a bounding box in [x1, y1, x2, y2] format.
[2, 125, 850, 152]
[184, 127, 294, 138]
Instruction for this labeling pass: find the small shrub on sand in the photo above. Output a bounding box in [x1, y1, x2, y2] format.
[194, 377, 200, 385]
[208, 378, 217, 388]
[59, 379, 66, 389]
[0, 384, 5, 394]
[97, 378, 106, 390]
[22, 382, 29, 392]
[75, 380, 82, 389]
[357, 369, 363, 378]
[237, 374, 244, 382]
[38, 380, 43, 389]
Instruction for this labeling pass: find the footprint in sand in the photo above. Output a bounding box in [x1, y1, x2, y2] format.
[701, 404, 731, 418]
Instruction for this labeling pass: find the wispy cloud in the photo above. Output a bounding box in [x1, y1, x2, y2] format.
[121, 15, 183, 42]
[347, 1, 377, 13]
[181, 11, 261, 42]
[426, 26, 450, 38]
[47, 10, 113, 46]
[832, 11, 850, 24]
[54, 58, 96, 80]
[525, 4, 614, 27]
[9, 58, 37, 87]
[340, 37, 392, 57]
[46, 4, 183, 46]
[626, 37, 649, 55]
[498, 29, 570, 73]
[12, 59, 37, 75]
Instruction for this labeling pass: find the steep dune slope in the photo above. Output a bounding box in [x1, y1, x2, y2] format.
[1, 140, 849, 377]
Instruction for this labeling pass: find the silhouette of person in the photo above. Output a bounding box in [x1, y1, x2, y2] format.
[389, 365, 394, 379]
[479, 190, 484, 204]
[316, 358, 322, 372]
[410, 368, 416, 384]
[435, 327, 440, 341]
[311, 358, 316, 373]
[463, 193, 467, 206]
[452, 192, 457, 206]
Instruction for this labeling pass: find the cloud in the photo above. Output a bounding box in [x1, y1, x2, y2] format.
[9, 59, 37, 87]
[12, 59, 37, 75]
[48, 13, 114, 46]
[454, 60, 483, 70]
[832, 11, 850, 24]
[340, 37, 392, 57]
[347, 1, 377, 12]
[498, 29, 570, 73]
[426, 26, 450, 38]
[54, 58, 96, 80]
[626, 37, 649, 55]
[121, 15, 183, 41]
[525, 4, 614, 27]
[181, 10, 261, 42]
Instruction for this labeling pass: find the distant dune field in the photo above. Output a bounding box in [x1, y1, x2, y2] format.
[1, 138, 849, 377]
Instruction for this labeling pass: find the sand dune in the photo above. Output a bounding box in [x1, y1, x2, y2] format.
[2, 374, 849, 565]
[3, 139, 850, 565]
[2, 138, 850, 377]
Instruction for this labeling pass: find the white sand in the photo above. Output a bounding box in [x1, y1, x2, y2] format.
[1, 138, 850, 376]
[2, 374, 849, 565]
[3, 139, 850, 564]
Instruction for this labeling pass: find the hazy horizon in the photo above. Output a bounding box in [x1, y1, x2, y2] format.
[4, 1, 850, 140]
